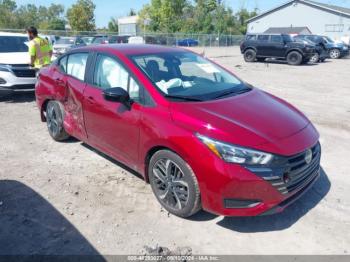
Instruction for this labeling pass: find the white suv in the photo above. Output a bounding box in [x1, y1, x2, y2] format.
[0, 32, 37, 97]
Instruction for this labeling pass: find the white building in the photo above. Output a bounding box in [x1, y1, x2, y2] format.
[118, 16, 140, 36]
[247, 0, 350, 42]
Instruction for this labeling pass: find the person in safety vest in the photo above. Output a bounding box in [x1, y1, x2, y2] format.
[26, 26, 52, 69]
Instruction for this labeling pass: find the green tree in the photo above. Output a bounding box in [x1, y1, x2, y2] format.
[67, 0, 96, 31]
[139, 0, 187, 33]
[235, 8, 258, 34]
[108, 17, 118, 32]
[0, 0, 17, 28]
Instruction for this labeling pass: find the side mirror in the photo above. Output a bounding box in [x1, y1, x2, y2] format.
[103, 87, 132, 109]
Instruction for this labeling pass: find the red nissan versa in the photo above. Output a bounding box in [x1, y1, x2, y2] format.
[35, 44, 321, 218]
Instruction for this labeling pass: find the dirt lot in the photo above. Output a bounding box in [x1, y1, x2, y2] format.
[0, 47, 349, 255]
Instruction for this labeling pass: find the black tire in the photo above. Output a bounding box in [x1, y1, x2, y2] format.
[256, 57, 266, 62]
[46, 100, 70, 141]
[244, 49, 256, 62]
[148, 150, 201, 218]
[287, 51, 303, 65]
[329, 48, 341, 59]
[310, 53, 320, 63]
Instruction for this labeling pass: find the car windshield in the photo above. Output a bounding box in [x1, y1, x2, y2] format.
[130, 51, 249, 101]
[56, 38, 75, 44]
[324, 36, 334, 43]
[0, 36, 28, 53]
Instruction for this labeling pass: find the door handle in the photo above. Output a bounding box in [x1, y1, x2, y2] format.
[87, 96, 96, 104]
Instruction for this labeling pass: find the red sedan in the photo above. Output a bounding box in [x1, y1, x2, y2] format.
[35, 44, 321, 217]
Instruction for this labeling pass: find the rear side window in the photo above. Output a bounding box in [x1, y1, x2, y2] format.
[245, 35, 256, 41]
[58, 56, 68, 73]
[257, 35, 269, 42]
[271, 35, 283, 43]
[67, 53, 89, 81]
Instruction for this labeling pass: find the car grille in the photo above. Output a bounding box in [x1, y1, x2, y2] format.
[263, 143, 321, 195]
[12, 68, 36, 78]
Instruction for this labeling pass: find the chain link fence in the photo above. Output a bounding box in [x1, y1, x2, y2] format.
[0, 28, 244, 47]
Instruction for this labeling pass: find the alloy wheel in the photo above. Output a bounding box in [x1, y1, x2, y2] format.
[47, 105, 59, 137]
[330, 49, 340, 59]
[152, 158, 189, 210]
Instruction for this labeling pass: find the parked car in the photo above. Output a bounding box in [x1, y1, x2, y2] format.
[176, 38, 199, 47]
[35, 45, 321, 218]
[108, 35, 130, 44]
[53, 36, 86, 58]
[293, 35, 328, 63]
[322, 36, 349, 59]
[240, 34, 316, 65]
[0, 32, 37, 97]
[128, 36, 145, 44]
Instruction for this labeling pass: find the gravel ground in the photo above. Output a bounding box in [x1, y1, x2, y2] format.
[0, 47, 349, 255]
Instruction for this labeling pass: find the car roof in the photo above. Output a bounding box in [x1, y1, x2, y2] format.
[72, 44, 187, 56]
[0, 32, 27, 37]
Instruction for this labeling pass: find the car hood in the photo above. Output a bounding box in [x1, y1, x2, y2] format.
[170, 88, 311, 153]
[0, 52, 29, 65]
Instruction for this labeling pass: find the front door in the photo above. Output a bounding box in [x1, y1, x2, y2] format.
[83, 54, 142, 168]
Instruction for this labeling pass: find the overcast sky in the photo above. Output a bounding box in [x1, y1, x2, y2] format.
[15, 0, 350, 28]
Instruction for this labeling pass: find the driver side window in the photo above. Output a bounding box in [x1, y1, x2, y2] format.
[93, 55, 141, 102]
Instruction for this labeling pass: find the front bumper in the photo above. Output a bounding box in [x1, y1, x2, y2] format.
[0, 71, 36, 96]
[189, 127, 320, 216]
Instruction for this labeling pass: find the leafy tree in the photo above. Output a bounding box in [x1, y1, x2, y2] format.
[67, 0, 96, 31]
[139, 0, 187, 33]
[108, 17, 118, 32]
[235, 8, 258, 34]
[0, 0, 17, 28]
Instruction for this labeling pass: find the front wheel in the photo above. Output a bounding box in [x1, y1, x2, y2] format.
[329, 48, 341, 59]
[148, 150, 201, 218]
[287, 51, 303, 65]
[46, 101, 70, 141]
[310, 53, 320, 63]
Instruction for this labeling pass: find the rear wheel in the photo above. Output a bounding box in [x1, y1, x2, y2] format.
[244, 49, 256, 62]
[46, 101, 70, 141]
[329, 48, 341, 59]
[148, 150, 201, 218]
[287, 51, 303, 65]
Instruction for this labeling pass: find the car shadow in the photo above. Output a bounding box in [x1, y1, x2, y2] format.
[0, 91, 35, 103]
[81, 143, 145, 181]
[260, 59, 319, 66]
[0, 180, 106, 258]
[216, 167, 330, 233]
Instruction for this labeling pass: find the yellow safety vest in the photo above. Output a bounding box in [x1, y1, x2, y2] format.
[29, 37, 52, 69]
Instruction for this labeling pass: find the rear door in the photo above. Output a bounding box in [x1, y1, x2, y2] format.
[55, 52, 90, 141]
[269, 35, 285, 57]
[256, 35, 271, 57]
[82, 53, 143, 167]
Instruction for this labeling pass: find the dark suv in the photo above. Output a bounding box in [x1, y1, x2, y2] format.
[240, 34, 316, 65]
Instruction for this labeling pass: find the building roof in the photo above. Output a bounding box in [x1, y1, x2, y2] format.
[264, 26, 312, 34]
[247, 0, 350, 23]
[118, 15, 139, 25]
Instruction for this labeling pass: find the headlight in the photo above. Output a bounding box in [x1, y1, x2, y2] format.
[196, 134, 273, 165]
[0, 65, 11, 72]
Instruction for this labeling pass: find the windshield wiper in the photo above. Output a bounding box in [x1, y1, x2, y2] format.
[214, 88, 251, 99]
[164, 94, 203, 102]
